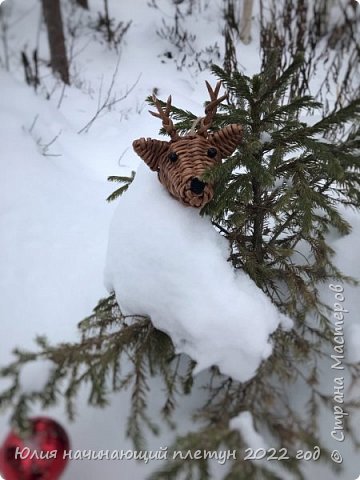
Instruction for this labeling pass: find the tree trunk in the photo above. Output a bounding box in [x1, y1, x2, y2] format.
[239, 0, 254, 44]
[75, 0, 89, 9]
[41, 0, 70, 84]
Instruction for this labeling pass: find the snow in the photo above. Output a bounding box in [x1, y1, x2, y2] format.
[328, 209, 360, 366]
[229, 412, 297, 480]
[105, 163, 287, 382]
[0, 74, 114, 349]
[229, 411, 266, 450]
[346, 324, 360, 363]
[271, 176, 293, 190]
[0, 0, 360, 479]
[259, 131, 272, 144]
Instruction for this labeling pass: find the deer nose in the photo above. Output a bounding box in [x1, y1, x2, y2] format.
[190, 177, 206, 194]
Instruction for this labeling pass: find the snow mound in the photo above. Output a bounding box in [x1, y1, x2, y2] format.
[105, 164, 288, 382]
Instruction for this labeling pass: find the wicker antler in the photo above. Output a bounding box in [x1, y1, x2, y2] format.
[197, 81, 228, 137]
[149, 95, 179, 141]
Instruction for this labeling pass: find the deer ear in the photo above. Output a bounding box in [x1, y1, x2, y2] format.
[209, 124, 243, 159]
[133, 138, 170, 171]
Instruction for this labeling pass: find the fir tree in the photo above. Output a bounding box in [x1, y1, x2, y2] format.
[1, 56, 360, 480]
[202, 55, 360, 330]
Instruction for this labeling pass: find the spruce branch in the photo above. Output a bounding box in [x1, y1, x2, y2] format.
[107, 171, 136, 202]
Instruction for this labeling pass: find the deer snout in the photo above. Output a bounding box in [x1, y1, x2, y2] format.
[190, 177, 207, 195]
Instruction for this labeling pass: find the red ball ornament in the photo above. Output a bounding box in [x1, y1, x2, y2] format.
[0, 417, 70, 480]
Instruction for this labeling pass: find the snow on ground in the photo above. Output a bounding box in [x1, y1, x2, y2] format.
[1, 0, 360, 479]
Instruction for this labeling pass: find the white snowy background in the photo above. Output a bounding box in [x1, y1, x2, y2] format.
[0, 1, 360, 479]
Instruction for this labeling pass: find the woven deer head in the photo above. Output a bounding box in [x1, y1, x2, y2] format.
[133, 81, 243, 208]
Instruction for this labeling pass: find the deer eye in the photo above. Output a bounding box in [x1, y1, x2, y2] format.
[207, 148, 217, 158]
[168, 151, 178, 162]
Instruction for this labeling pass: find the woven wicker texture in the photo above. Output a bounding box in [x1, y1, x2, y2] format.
[133, 82, 243, 208]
